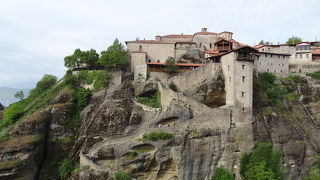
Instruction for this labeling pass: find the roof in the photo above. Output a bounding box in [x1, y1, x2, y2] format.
[146, 62, 204, 67]
[258, 52, 291, 56]
[206, 46, 258, 59]
[204, 50, 219, 54]
[175, 41, 196, 44]
[159, 34, 194, 38]
[214, 39, 233, 44]
[218, 31, 233, 34]
[194, 31, 217, 35]
[312, 51, 320, 55]
[125, 40, 174, 44]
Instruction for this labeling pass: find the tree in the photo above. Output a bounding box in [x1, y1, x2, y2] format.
[64, 49, 83, 69]
[29, 74, 57, 98]
[287, 36, 302, 45]
[245, 161, 277, 180]
[99, 39, 127, 68]
[164, 57, 179, 74]
[14, 90, 24, 100]
[211, 167, 234, 180]
[82, 49, 100, 67]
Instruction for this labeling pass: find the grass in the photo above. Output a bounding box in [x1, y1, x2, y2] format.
[115, 172, 132, 180]
[306, 71, 320, 80]
[0, 158, 24, 170]
[136, 89, 161, 108]
[78, 70, 110, 92]
[286, 75, 303, 83]
[141, 132, 173, 142]
[0, 135, 41, 150]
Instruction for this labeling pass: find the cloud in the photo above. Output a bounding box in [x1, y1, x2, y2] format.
[0, 0, 319, 88]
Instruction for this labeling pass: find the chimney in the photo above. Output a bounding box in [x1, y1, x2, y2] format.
[201, 28, 207, 32]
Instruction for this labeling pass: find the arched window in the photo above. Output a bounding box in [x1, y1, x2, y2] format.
[139, 45, 142, 51]
[209, 43, 212, 49]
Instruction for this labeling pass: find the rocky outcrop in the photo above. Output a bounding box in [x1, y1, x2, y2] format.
[253, 77, 320, 180]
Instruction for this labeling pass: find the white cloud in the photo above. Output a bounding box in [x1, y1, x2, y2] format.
[0, 0, 319, 88]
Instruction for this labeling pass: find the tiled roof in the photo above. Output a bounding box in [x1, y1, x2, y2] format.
[218, 31, 233, 34]
[312, 51, 320, 55]
[126, 40, 174, 44]
[160, 34, 194, 38]
[194, 31, 217, 35]
[204, 50, 219, 54]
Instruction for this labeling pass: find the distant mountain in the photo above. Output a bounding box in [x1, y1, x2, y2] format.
[0, 87, 30, 106]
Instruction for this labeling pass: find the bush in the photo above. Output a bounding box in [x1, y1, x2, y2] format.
[115, 172, 132, 180]
[75, 88, 92, 110]
[29, 74, 57, 99]
[0, 99, 29, 129]
[141, 132, 173, 141]
[307, 71, 320, 80]
[136, 89, 161, 108]
[285, 93, 299, 101]
[240, 142, 283, 180]
[169, 82, 178, 91]
[58, 159, 75, 180]
[77, 70, 109, 92]
[164, 57, 179, 74]
[287, 75, 303, 83]
[304, 164, 320, 180]
[211, 167, 234, 180]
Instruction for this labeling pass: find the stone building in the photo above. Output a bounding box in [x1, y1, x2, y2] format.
[255, 52, 290, 77]
[126, 28, 241, 80]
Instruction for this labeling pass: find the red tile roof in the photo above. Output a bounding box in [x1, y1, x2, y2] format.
[194, 31, 217, 35]
[126, 40, 174, 44]
[160, 34, 194, 38]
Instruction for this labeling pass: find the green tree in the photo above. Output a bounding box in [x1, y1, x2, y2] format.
[240, 142, 283, 180]
[64, 49, 84, 69]
[58, 159, 75, 180]
[14, 90, 24, 100]
[29, 74, 57, 98]
[99, 39, 127, 68]
[82, 49, 100, 67]
[211, 167, 234, 180]
[164, 57, 179, 74]
[287, 36, 302, 45]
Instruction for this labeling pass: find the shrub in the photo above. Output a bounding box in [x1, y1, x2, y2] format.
[0, 99, 29, 129]
[58, 159, 75, 180]
[287, 75, 303, 83]
[77, 70, 109, 92]
[141, 132, 173, 141]
[306, 71, 320, 80]
[75, 88, 92, 110]
[285, 93, 299, 101]
[115, 172, 132, 180]
[169, 82, 178, 91]
[29, 74, 57, 99]
[136, 89, 161, 108]
[211, 167, 234, 180]
[164, 57, 179, 74]
[304, 164, 320, 180]
[240, 142, 283, 180]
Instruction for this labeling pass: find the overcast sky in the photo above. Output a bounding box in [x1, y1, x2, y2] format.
[0, 0, 319, 88]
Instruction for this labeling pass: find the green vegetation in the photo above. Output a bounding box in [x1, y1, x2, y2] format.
[240, 142, 283, 180]
[136, 89, 161, 108]
[141, 131, 173, 142]
[0, 99, 28, 129]
[286, 36, 302, 45]
[78, 70, 110, 92]
[115, 172, 132, 180]
[189, 129, 198, 136]
[29, 74, 57, 99]
[304, 164, 320, 180]
[169, 82, 178, 91]
[14, 90, 25, 100]
[286, 75, 303, 83]
[99, 39, 127, 69]
[75, 88, 92, 110]
[255, 72, 291, 104]
[124, 151, 138, 159]
[164, 56, 179, 74]
[306, 71, 320, 80]
[211, 167, 234, 180]
[58, 159, 76, 180]
[64, 48, 100, 69]
[285, 93, 299, 101]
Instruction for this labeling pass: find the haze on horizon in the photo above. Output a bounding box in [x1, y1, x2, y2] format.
[0, 0, 319, 89]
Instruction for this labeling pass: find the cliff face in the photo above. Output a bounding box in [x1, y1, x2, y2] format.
[253, 78, 320, 180]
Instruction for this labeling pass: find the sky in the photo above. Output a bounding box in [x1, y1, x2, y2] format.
[0, 0, 319, 89]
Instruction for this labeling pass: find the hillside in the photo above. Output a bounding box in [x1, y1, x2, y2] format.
[0, 67, 320, 180]
[0, 87, 30, 106]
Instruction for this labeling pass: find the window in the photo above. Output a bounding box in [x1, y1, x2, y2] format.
[279, 64, 280, 66]
[148, 60, 151, 62]
[229, 77, 231, 82]
[199, 43, 202, 48]
[241, 92, 244, 97]
[270, 54, 273, 58]
[242, 65, 245, 69]
[157, 60, 160, 63]
[228, 65, 230, 71]
[139, 45, 142, 51]
[283, 56, 285, 59]
[257, 56, 260, 60]
[300, 54, 302, 59]
[281, 70, 283, 73]
[242, 76, 245, 82]
[265, 54, 267, 58]
[209, 43, 212, 49]
[242, 107, 245, 112]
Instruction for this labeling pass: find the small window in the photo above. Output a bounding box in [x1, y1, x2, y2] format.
[270, 54, 273, 58]
[241, 92, 244, 97]
[265, 54, 267, 58]
[242, 76, 245, 82]
[157, 60, 160, 63]
[300, 54, 302, 59]
[199, 43, 202, 48]
[242, 107, 245, 112]
[228, 65, 230, 71]
[139, 45, 142, 51]
[283, 56, 285, 59]
[279, 64, 280, 66]
[229, 77, 231, 82]
[257, 56, 260, 60]
[242, 65, 245, 70]
[281, 70, 283, 73]
[148, 60, 151, 62]
[209, 43, 212, 49]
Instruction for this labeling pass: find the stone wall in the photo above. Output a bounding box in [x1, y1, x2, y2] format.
[255, 53, 289, 77]
[159, 37, 193, 43]
[192, 34, 217, 51]
[130, 52, 146, 72]
[289, 63, 320, 74]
